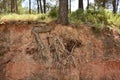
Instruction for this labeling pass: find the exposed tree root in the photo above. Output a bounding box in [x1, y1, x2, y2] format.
[32, 27, 47, 61]
[32, 25, 81, 68]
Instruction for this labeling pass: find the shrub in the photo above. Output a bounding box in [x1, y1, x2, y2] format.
[48, 7, 58, 18]
[70, 8, 120, 33]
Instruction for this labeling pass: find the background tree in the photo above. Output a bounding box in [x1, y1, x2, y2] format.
[11, 0, 14, 12]
[78, 0, 83, 10]
[40, 0, 43, 13]
[94, 0, 106, 8]
[43, 0, 46, 13]
[95, 0, 119, 13]
[29, 0, 31, 14]
[15, 0, 18, 13]
[11, 0, 18, 13]
[69, 0, 71, 13]
[37, 0, 40, 13]
[58, 0, 68, 25]
[112, 0, 117, 13]
[86, 0, 89, 9]
[117, 0, 119, 12]
[3, 0, 6, 12]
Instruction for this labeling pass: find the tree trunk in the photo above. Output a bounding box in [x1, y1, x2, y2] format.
[37, 0, 40, 13]
[43, 0, 46, 13]
[3, 0, 5, 12]
[117, 0, 119, 12]
[79, 0, 83, 10]
[86, 0, 89, 9]
[69, 0, 71, 13]
[112, 0, 117, 13]
[39, 0, 43, 13]
[3, 0, 6, 13]
[102, 0, 106, 8]
[11, 0, 16, 13]
[15, 0, 18, 13]
[11, 0, 14, 12]
[58, 0, 68, 25]
[29, 0, 31, 14]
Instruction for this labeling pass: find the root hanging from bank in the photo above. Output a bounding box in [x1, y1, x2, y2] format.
[32, 24, 82, 69]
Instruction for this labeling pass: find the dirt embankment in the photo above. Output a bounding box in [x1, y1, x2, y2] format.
[0, 21, 120, 80]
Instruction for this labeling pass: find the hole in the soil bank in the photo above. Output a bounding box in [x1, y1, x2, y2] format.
[26, 47, 37, 55]
[50, 45, 56, 53]
[64, 38, 82, 52]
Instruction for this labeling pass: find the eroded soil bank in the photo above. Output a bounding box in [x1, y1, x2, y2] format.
[0, 22, 120, 80]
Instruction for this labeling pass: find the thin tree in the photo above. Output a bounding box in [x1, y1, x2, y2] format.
[3, 0, 6, 12]
[117, 0, 119, 12]
[43, 0, 46, 13]
[29, 0, 31, 14]
[15, 0, 18, 13]
[11, 0, 17, 13]
[37, 0, 40, 13]
[58, 0, 68, 25]
[78, 0, 83, 10]
[39, 0, 43, 13]
[11, 0, 14, 12]
[69, 0, 71, 13]
[86, 0, 89, 9]
[102, 0, 106, 8]
[112, 0, 117, 13]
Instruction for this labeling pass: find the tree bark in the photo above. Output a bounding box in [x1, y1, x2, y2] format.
[58, 0, 68, 25]
[78, 0, 83, 10]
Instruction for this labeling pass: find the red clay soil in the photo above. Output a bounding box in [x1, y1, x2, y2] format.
[0, 22, 120, 80]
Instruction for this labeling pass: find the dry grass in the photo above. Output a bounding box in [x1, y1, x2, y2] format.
[0, 13, 54, 23]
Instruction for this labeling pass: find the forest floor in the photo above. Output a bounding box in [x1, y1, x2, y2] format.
[0, 21, 120, 80]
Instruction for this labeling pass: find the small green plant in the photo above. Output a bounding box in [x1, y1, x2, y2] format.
[48, 7, 58, 18]
[92, 23, 105, 33]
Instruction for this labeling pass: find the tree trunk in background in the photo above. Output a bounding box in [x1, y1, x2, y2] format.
[79, 0, 83, 10]
[117, 0, 119, 12]
[29, 0, 31, 14]
[58, 0, 68, 25]
[39, 0, 43, 13]
[102, 0, 106, 8]
[37, 0, 40, 13]
[3, 0, 6, 13]
[11, 0, 14, 12]
[69, 0, 71, 13]
[112, 0, 117, 13]
[15, 0, 18, 13]
[86, 0, 89, 9]
[43, 0, 46, 13]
